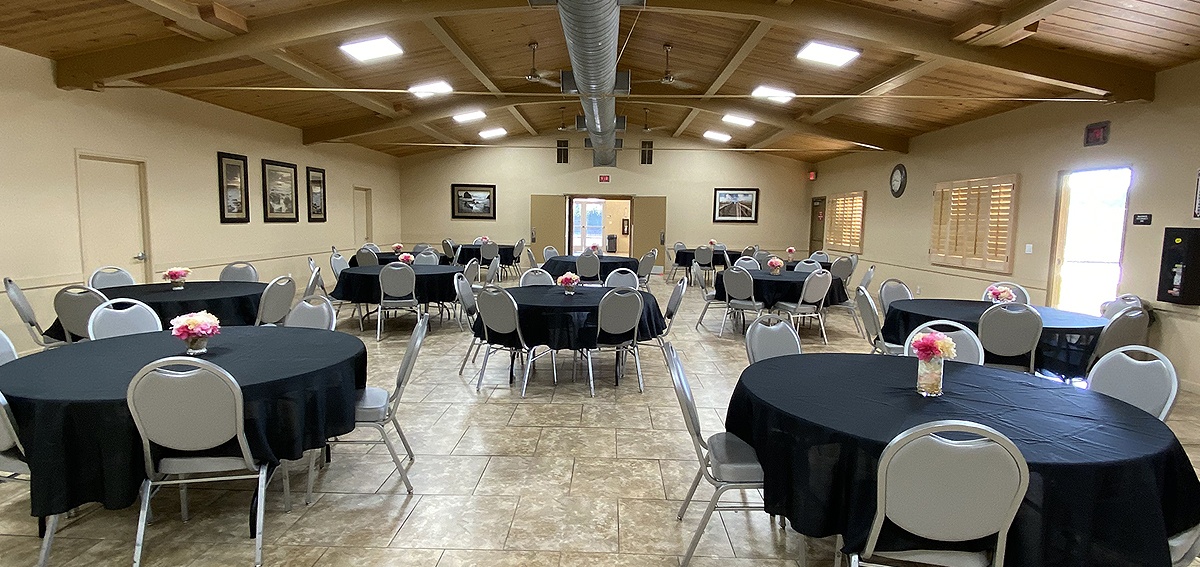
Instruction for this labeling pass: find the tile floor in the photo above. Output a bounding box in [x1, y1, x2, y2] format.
[1, 274, 1198, 567]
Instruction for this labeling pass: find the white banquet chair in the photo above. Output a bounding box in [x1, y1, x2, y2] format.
[1101, 293, 1143, 318]
[219, 261, 258, 282]
[376, 263, 419, 341]
[53, 285, 108, 344]
[636, 249, 657, 291]
[734, 256, 761, 271]
[587, 288, 646, 396]
[639, 277, 687, 364]
[978, 303, 1043, 373]
[719, 267, 763, 338]
[414, 250, 440, 265]
[902, 319, 985, 365]
[363, 243, 381, 252]
[1087, 345, 1178, 421]
[255, 276, 296, 326]
[87, 298, 162, 340]
[604, 267, 640, 289]
[0, 392, 60, 567]
[89, 266, 136, 289]
[520, 268, 555, 287]
[878, 278, 913, 313]
[793, 258, 821, 275]
[5, 278, 66, 350]
[809, 250, 830, 262]
[354, 248, 379, 267]
[283, 295, 336, 330]
[473, 285, 553, 396]
[745, 314, 802, 364]
[856, 286, 903, 355]
[774, 269, 833, 344]
[543, 245, 560, 262]
[576, 251, 602, 284]
[0, 330, 16, 365]
[693, 262, 724, 330]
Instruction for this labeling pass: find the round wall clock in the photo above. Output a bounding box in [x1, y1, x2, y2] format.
[890, 164, 907, 198]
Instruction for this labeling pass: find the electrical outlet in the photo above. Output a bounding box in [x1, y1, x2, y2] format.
[915, 286, 921, 296]
[1025, 244, 1033, 254]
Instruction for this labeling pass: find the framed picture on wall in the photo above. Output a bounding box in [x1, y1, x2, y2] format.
[217, 152, 250, 224]
[451, 183, 496, 219]
[713, 188, 759, 223]
[261, 159, 298, 223]
[306, 166, 326, 223]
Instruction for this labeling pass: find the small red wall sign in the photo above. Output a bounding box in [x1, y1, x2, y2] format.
[598, 175, 610, 183]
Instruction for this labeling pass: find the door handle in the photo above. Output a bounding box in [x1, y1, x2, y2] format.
[660, 231, 665, 246]
[531, 227, 537, 243]
[133, 252, 147, 262]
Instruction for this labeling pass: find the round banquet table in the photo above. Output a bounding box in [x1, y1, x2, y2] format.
[673, 248, 741, 268]
[45, 281, 266, 342]
[0, 326, 367, 517]
[713, 269, 848, 308]
[349, 251, 451, 267]
[725, 353, 1200, 567]
[881, 299, 1109, 378]
[540, 255, 641, 280]
[330, 264, 463, 305]
[784, 260, 833, 271]
[470, 285, 666, 351]
[458, 244, 516, 265]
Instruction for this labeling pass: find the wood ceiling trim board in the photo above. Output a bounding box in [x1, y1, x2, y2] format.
[671, 20, 772, 137]
[508, 106, 539, 136]
[959, 0, 1082, 46]
[1050, 7, 1200, 49]
[803, 57, 948, 123]
[413, 123, 463, 144]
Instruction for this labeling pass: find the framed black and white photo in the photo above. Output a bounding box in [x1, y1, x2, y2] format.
[261, 159, 298, 223]
[713, 188, 759, 223]
[306, 166, 326, 223]
[451, 183, 496, 219]
[217, 152, 250, 224]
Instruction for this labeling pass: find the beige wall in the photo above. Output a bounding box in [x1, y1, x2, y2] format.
[0, 46, 403, 354]
[394, 136, 810, 257]
[810, 59, 1200, 390]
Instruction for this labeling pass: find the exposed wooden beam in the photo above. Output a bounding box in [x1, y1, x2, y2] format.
[749, 129, 791, 149]
[58, 0, 527, 89]
[673, 20, 771, 137]
[305, 95, 510, 144]
[255, 49, 402, 118]
[423, 17, 503, 94]
[414, 124, 463, 145]
[198, 2, 248, 35]
[508, 107, 539, 136]
[803, 57, 947, 123]
[959, 0, 1075, 47]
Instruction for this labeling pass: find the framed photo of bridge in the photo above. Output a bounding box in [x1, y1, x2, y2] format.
[713, 188, 759, 223]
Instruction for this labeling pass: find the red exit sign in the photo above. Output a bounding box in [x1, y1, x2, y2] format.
[598, 175, 610, 183]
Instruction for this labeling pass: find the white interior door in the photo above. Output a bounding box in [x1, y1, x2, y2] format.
[353, 187, 372, 244]
[77, 156, 148, 281]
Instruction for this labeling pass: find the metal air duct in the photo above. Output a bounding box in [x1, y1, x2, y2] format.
[557, 0, 620, 167]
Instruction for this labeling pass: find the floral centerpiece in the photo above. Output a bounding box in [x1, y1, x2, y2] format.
[170, 310, 220, 355]
[786, 246, 796, 261]
[162, 267, 191, 290]
[986, 285, 1016, 303]
[392, 243, 404, 252]
[398, 253, 415, 264]
[557, 272, 580, 295]
[589, 243, 601, 256]
[766, 256, 785, 275]
[479, 236, 489, 243]
[708, 239, 717, 246]
[911, 331, 956, 397]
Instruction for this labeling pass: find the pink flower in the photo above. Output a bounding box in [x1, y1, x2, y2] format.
[910, 331, 956, 362]
[557, 272, 580, 286]
[987, 285, 1015, 302]
[398, 253, 415, 264]
[162, 267, 191, 281]
[169, 311, 221, 340]
[480, 236, 489, 242]
[786, 247, 796, 254]
[766, 257, 784, 269]
[392, 243, 404, 252]
[709, 239, 717, 245]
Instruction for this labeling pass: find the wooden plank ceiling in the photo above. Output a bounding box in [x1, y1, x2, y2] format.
[1, 0, 1196, 162]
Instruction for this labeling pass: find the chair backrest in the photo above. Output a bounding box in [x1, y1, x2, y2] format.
[665, 344, 709, 467]
[485, 256, 501, 284]
[801, 269, 834, 305]
[856, 286, 884, 345]
[977, 303, 1043, 363]
[219, 261, 258, 282]
[127, 357, 256, 477]
[463, 258, 480, 283]
[745, 314, 802, 363]
[858, 264, 876, 290]
[597, 287, 643, 341]
[1089, 306, 1150, 364]
[454, 273, 477, 318]
[480, 241, 500, 261]
[664, 276, 688, 323]
[303, 266, 326, 297]
[694, 245, 714, 265]
[734, 256, 761, 271]
[0, 391, 24, 456]
[673, 241, 686, 252]
[363, 243, 381, 252]
[848, 253, 859, 273]
[330, 252, 349, 278]
[861, 420, 1029, 565]
[637, 250, 657, 278]
[982, 281, 1031, 304]
[411, 243, 432, 254]
[87, 298, 162, 340]
[1101, 293, 1143, 319]
[473, 237, 484, 244]
[283, 295, 336, 330]
[0, 330, 17, 366]
[543, 246, 560, 262]
[442, 239, 456, 258]
[713, 242, 728, 252]
[878, 278, 913, 312]
[355, 248, 379, 267]
[379, 262, 416, 301]
[604, 268, 640, 289]
[829, 256, 854, 281]
[520, 268, 555, 287]
[903, 320, 985, 365]
[753, 250, 773, 267]
[5, 277, 45, 339]
[388, 313, 429, 416]
[54, 285, 108, 342]
[89, 266, 136, 289]
[256, 276, 296, 325]
[526, 248, 539, 269]
[741, 246, 757, 258]
[415, 250, 441, 265]
[577, 253, 601, 279]
[513, 239, 526, 259]
[476, 285, 524, 344]
[690, 262, 709, 294]
[724, 267, 755, 301]
[794, 258, 820, 274]
[809, 250, 830, 262]
[1088, 345, 1178, 420]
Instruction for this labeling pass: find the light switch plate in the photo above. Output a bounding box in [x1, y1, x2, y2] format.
[1025, 244, 1033, 254]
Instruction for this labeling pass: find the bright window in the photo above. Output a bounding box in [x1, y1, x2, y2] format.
[825, 191, 865, 254]
[929, 174, 1017, 273]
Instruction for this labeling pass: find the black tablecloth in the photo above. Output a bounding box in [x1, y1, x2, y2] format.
[714, 269, 848, 309]
[881, 299, 1109, 378]
[46, 281, 266, 341]
[0, 327, 366, 517]
[674, 248, 741, 268]
[784, 260, 833, 271]
[331, 264, 463, 305]
[471, 285, 666, 350]
[458, 244, 515, 265]
[726, 353, 1200, 567]
[350, 251, 452, 267]
[541, 255, 641, 280]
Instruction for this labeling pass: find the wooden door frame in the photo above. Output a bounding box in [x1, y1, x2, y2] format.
[74, 150, 152, 281]
[1046, 166, 1134, 307]
[353, 186, 373, 244]
[566, 194, 634, 255]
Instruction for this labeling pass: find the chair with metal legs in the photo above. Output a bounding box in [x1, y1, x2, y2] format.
[0, 392, 59, 567]
[473, 285, 554, 397]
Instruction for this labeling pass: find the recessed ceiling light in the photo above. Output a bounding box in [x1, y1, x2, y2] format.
[703, 130, 732, 143]
[796, 41, 860, 67]
[751, 86, 795, 104]
[453, 110, 487, 123]
[339, 37, 403, 62]
[479, 127, 507, 139]
[722, 114, 756, 127]
[409, 80, 453, 98]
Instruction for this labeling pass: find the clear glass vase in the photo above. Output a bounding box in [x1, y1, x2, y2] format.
[171, 279, 185, 290]
[563, 284, 576, 296]
[917, 357, 944, 397]
[185, 337, 208, 356]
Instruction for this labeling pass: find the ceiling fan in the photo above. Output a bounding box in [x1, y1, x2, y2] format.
[640, 108, 670, 132]
[557, 106, 570, 131]
[634, 44, 699, 90]
[497, 42, 561, 88]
